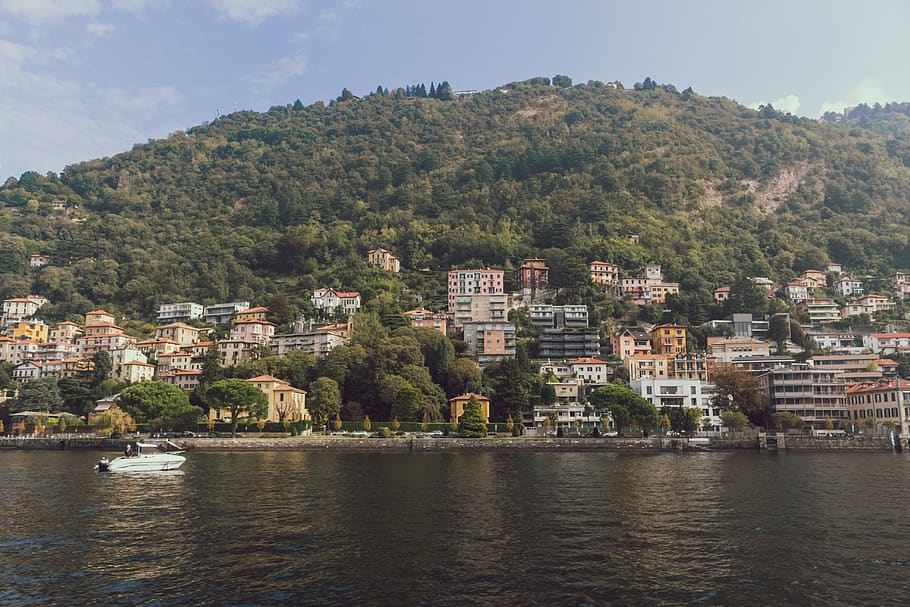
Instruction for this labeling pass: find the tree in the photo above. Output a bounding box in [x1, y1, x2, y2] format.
[771, 411, 803, 431]
[206, 378, 268, 438]
[380, 374, 423, 422]
[10, 377, 63, 413]
[306, 377, 342, 429]
[92, 407, 135, 437]
[720, 411, 749, 432]
[333, 412, 343, 431]
[458, 396, 488, 437]
[91, 350, 112, 388]
[711, 366, 768, 427]
[446, 357, 482, 396]
[588, 384, 659, 435]
[552, 74, 573, 88]
[363, 414, 372, 432]
[119, 381, 203, 431]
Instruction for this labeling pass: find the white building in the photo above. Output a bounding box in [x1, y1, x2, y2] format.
[311, 289, 361, 317]
[631, 378, 721, 430]
[157, 302, 204, 323]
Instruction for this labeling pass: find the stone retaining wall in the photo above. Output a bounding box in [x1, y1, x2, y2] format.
[0, 435, 898, 452]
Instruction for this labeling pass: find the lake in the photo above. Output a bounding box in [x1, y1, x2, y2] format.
[1, 449, 908, 606]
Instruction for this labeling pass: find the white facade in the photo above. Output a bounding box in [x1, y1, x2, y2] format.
[631, 378, 721, 429]
[157, 302, 203, 323]
[311, 289, 361, 317]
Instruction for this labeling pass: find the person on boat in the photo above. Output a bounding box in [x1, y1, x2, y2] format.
[124, 443, 133, 457]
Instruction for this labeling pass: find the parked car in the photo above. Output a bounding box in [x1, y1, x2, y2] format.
[349, 431, 368, 437]
[427, 430, 443, 438]
[330, 430, 347, 436]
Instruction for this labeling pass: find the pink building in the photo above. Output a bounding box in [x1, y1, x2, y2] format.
[447, 269, 504, 313]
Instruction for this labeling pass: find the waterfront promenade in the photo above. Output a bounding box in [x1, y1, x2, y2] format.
[0, 434, 897, 452]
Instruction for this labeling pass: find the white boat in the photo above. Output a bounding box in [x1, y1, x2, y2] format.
[96, 441, 186, 472]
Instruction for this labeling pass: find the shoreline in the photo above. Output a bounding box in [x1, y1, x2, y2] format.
[0, 435, 900, 452]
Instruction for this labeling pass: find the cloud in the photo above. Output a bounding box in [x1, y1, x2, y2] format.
[0, 0, 100, 22]
[818, 80, 894, 116]
[86, 22, 116, 37]
[248, 49, 307, 90]
[0, 51, 186, 179]
[748, 94, 801, 115]
[208, 0, 299, 25]
[110, 0, 171, 15]
[0, 39, 36, 67]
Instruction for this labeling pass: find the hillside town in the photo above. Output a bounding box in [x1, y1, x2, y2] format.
[4, 246, 910, 438]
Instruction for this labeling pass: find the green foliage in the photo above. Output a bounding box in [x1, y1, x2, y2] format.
[307, 376, 342, 424]
[205, 378, 268, 437]
[589, 384, 659, 434]
[458, 396, 488, 437]
[10, 377, 63, 413]
[720, 410, 750, 431]
[771, 411, 804, 431]
[712, 366, 768, 427]
[2, 80, 909, 329]
[118, 380, 202, 430]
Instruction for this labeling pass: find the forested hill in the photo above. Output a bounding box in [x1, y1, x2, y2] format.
[3, 76, 910, 327]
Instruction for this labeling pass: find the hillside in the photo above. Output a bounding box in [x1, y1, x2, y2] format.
[3, 77, 910, 327]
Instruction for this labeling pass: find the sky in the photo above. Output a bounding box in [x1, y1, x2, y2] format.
[1, 0, 909, 181]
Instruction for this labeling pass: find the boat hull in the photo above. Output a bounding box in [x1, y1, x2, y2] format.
[98, 453, 186, 472]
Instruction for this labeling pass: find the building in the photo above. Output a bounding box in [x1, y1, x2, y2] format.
[12, 319, 48, 343]
[589, 261, 620, 288]
[516, 258, 549, 292]
[155, 322, 202, 346]
[798, 269, 827, 291]
[49, 322, 82, 343]
[449, 393, 490, 423]
[798, 299, 840, 325]
[865, 333, 910, 355]
[834, 276, 864, 297]
[568, 357, 610, 384]
[620, 265, 680, 305]
[525, 401, 600, 433]
[650, 324, 687, 355]
[805, 331, 856, 352]
[706, 336, 770, 363]
[403, 309, 447, 334]
[117, 360, 155, 383]
[757, 363, 848, 429]
[462, 321, 516, 365]
[230, 319, 275, 345]
[242, 375, 309, 424]
[234, 306, 270, 323]
[538, 329, 601, 359]
[631, 378, 720, 429]
[668, 352, 717, 382]
[841, 294, 896, 319]
[29, 254, 50, 267]
[367, 248, 401, 272]
[447, 269, 504, 313]
[311, 289, 361, 317]
[626, 354, 669, 381]
[893, 272, 910, 299]
[714, 286, 731, 303]
[785, 280, 809, 301]
[85, 309, 116, 326]
[845, 379, 910, 435]
[157, 302, 203, 323]
[2, 295, 49, 323]
[452, 293, 508, 327]
[271, 323, 350, 358]
[809, 353, 880, 383]
[611, 328, 652, 359]
[203, 301, 251, 325]
[529, 305, 588, 329]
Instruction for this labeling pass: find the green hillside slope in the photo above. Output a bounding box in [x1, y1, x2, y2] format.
[3, 77, 910, 324]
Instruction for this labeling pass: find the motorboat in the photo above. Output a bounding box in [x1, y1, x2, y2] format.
[96, 441, 186, 472]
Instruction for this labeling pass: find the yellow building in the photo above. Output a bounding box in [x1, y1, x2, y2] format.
[12, 319, 48, 343]
[449, 393, 491, 423]
[650, 323, 687, 355]
[242, 375, 309, 424]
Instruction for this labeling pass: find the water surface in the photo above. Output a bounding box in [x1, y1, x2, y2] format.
[1, 449, 908, 606]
